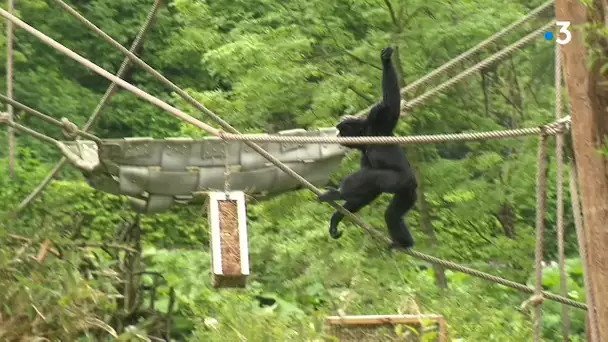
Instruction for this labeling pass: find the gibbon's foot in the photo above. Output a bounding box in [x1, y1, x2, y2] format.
[387, 241, 414, 254]
[329, 226, 343, 239]
[317, 188, 341, 202]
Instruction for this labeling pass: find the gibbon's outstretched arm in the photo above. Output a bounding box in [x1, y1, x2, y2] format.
[381, 47, 401, 116]
[368, 46, 401, 134]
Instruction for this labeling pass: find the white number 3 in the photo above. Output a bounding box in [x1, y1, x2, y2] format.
[556, 21, 572, 45]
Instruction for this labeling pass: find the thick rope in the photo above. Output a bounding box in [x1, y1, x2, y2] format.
[218, 122, 565, 145]
[2, 118, 60, 145]
[405, 248, 585, 309]
[0, 94, 102, 143]
[533, 132, 549, 341]
[351, 0, 554, 118]
[400, 0, 553, 95]
[401, 21, 555, 115]
[6, 0, 15, 177]
[569, 163, 599, 340]
[223, 141, 231, 199]
[554, 44, 571, 341]
[10, 0, 163, 216]
[0, 94, 570, 147]
[3, 7, 588, 310]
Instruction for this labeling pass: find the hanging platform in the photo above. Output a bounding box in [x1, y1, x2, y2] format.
[58, 127, 346, 213]
[325, 314, 449, 342]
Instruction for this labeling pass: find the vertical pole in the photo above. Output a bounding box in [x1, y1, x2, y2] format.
[555, 0, 608, 339]
[569, 163, 599, 342]
[554, 43, 570, 342]
[533, 132, 549, 342]
[6, 0, 15, 177]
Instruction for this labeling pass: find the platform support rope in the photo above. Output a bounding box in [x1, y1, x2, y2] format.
[0, 0, 588, 312]
[555, 42, 571, 341]
[9, 0, 163, 217]
[533, 130, 549, 342]
[569, 162, 599, 341]
[223, 141, 231, 200]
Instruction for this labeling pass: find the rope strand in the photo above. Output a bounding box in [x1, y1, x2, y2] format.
[555, 43, 571, 342]
[569, 163, 599, 339]
[351, 0, 554, 118]
[0, 94, 102, 143]
[401, 21, 555, 115]
[218, 121, 566, 145]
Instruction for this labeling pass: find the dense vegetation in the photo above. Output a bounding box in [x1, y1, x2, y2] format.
[0, 0, 594, 340]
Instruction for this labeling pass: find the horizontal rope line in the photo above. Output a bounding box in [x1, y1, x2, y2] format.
[400, 21, 555, 115]
[218, 122, 566, 145]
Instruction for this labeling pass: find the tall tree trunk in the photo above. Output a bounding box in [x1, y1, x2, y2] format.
[497, 203, 516, 239]
[556, 0, 608, 339]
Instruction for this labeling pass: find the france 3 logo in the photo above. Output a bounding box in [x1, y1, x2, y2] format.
[545, 22, 572, 45]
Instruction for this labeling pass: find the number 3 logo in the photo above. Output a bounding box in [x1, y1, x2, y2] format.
[556, 21, 572, 45]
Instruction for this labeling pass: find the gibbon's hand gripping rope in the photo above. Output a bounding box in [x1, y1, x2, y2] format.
[0, 6, 587, 311]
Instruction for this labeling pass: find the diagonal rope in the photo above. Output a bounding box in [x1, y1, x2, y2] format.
[2, 118, 60, 145]
[11, 0, 163, 216]
[400, 21, 555, 115]
[569, 162, 599, 339]
[533, 131, 549, 342]
[351, 0, 554, 118]
[1, 7, 588, 311]
[399, 0, 554, 95]
[554, 43, 571, 342]
[0, 94, 102, 143]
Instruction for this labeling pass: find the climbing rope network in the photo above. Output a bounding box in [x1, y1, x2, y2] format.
[0, 0, 589, 339]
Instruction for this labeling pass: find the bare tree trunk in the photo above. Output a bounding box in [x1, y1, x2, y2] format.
[556, 0, 608, 339]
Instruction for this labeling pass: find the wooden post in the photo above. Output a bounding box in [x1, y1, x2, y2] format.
[325, 314, 448, 342]
[555, 0, 608, 339]
[208, 191, 250, 288]
[6, 0, 15, 177]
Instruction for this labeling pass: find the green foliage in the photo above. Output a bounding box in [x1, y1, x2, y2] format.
[0, 0, 598, 340]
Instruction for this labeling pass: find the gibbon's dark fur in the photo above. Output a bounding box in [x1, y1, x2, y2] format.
[318, 46, 418, 249]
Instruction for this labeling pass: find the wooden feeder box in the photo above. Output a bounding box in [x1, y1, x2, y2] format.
[208, 191, 250, 288]
[325, 314, 448, 342]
